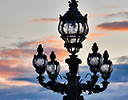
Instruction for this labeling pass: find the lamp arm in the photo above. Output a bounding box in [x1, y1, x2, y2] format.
[99, 81, 109, 92]
[37, 75, 67, 94]
[91, 80, 109, 93]
[37, 76, 48, 88]
[84, 75, 99, 94]
[79, 75, 109, 94]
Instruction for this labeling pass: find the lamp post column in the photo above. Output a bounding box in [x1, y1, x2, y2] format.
[64, 54, 83, 100]
[66, 54, 81, 87]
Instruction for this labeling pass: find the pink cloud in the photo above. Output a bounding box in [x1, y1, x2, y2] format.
[0, 35, 70, 88]
[0, 49, 34, 58]
[0, 76, 38, 87]
[89, 33, 108, 38]
[16, 36, 62, 48]
[0, 59, 23, 78]
[28, 18, 59, 23]
[89, 11, 128, 19]
[45, 47, 69, 63]
[89, 14, 109, 18]
[0, 59, 21, 67]
[87, 32, 108, 41]
[101, 4, 119, 8]
[107, 5, 119, 8]
[0, 58, 34, 79]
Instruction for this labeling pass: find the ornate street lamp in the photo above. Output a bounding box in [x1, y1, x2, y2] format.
[58, 0, 89, 54]
[33, 44, 48, 77]
[87, 43, 103, 74]
[46, 51, 60, 82]
[32, 0, 113, 100]
[100, 50, 113, 81]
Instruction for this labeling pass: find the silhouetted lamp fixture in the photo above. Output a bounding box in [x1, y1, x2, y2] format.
[87, 43, 103, 74]
[33, 44, 48, 77]
[32, 0, 113, 100]
[100, 50, 113, 80]
[46, 51, 60, 82]
[58, 0, 89, 54]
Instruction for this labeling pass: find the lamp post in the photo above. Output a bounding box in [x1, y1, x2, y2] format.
[32, 0, 113, 100]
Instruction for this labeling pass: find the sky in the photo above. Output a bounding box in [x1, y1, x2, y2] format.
[0, 0, 128, 100]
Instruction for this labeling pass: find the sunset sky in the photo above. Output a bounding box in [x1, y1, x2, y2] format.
[0, 0, 128, 100]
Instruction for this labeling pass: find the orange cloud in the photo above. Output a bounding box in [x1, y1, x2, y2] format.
[107, 5, 119, 8]
[101, 4, 119, 8]
[0, 58, 34, 79]
[89, 14, 109, 18]
[87, 32, 108, 41]
[97, 20, 128, 31]
[0, 72, 20, 79]
[0, 49, 33, 58]
[28, 18, 59, 23]
[0, 59, 21, 67]
[0, 35, 69, 88]
[0, 77, 38, 87]
[89, 33, 108, 38]
[89, 11, 128, 19]
[17, 36, 62, 48]
[46, 47, 69, 63]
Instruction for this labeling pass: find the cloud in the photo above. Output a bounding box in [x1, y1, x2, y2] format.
[14, 36, 62, 48]
[0, 77, 38, 87]
[97, 20, 128, 31]
[1, 35, 68, 60]
[105, 11, 128, 18]
[87, 32, 109, 40]
[89, 33, 108, 38]
[45, 47, 69, 63]
[0, 35, 69, 81]
[28, 18, 59, 23]
[84, 82, 128, 100]
[1, 34, 128, 100]
[102, 4, 119, 8]
[0, 48, 34, 58]
[113, 56, 128, 64]
[89, 14, 109, 18]
[89, 11, 128, 19]
[0, 59, 22, 68]
[0, 59, 34, 78]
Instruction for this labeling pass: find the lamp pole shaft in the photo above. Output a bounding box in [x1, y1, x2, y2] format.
[64, 55, 83, 100]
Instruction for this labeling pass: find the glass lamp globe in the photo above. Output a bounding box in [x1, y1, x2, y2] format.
[47, 63, 60, 75]
[33, 57, 48, 75]
[89, 57, 99, 66]
[100, 64, 113, 80]
[34, 58, 44, 68]
[87, 56, 103, 73]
